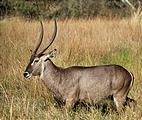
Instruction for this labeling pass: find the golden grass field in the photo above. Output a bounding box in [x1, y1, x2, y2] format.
[0, 16, 142, 119]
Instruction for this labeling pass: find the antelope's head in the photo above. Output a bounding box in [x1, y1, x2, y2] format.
[24, 19, 57, 78]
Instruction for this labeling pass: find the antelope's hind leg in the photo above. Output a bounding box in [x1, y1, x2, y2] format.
[113, 83, 130, 111]
[113, 95, 126, 111]
[126, 97, 137, 111]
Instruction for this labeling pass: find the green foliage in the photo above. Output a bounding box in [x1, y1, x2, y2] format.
[100, 47, 133, 66]
[0, 0, 131, 19]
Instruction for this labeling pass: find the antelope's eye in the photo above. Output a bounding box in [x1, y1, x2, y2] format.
[34, 60, 39, 63]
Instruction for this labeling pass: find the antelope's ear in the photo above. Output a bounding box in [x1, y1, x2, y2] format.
[44, 49, 56, 62]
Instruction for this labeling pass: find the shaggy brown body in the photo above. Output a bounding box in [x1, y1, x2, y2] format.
[39, 59, 134, 109]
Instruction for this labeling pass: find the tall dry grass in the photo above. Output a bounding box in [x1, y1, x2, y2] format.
[0, 17, 142, 119]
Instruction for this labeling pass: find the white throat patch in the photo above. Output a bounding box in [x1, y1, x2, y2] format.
[40, 62, 45, 79]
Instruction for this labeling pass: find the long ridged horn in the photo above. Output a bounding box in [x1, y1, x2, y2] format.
[32, 21, 44, 56]
[37, 18, 57, 56]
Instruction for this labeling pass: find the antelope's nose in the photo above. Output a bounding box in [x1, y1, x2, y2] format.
[23, 72, 29, 78]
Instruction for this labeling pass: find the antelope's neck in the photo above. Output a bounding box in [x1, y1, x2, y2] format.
[40, 59, 62, 97]
[40, 59, 58, 78]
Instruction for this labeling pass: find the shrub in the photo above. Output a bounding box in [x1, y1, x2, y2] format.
[0, 0, 133, 19]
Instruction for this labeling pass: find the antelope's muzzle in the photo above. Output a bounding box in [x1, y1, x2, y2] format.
[23, 72, 32, 78]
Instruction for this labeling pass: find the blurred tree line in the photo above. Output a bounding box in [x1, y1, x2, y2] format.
[0, 0, 140, 19]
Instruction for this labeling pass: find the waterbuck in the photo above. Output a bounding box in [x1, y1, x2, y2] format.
[24, 19, 135, 111]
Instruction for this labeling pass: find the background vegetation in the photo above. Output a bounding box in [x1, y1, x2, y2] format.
[0, 15, 142, 119]
[0, 0, 140, 19]
[0, 0, 142, 119]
